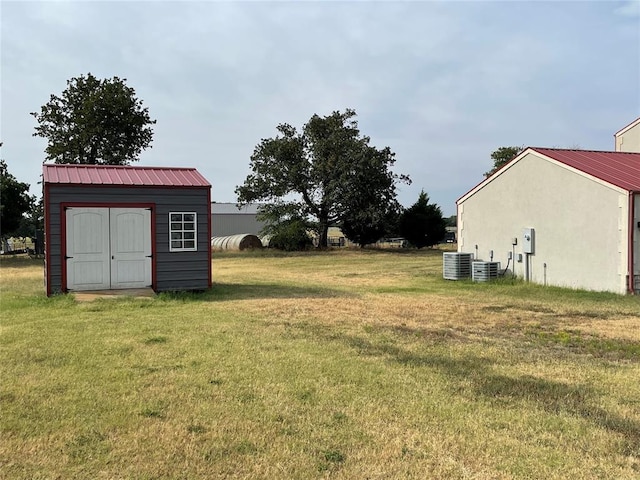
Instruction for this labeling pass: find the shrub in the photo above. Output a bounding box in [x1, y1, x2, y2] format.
[269, 219, 313, 251]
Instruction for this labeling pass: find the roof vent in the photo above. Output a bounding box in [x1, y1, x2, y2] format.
[443, 252, 473, 280]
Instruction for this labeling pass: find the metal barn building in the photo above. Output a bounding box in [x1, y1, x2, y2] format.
[457, 148, 640, 294]
[43, 164, 212, 296]
[211, 203, 266, 237]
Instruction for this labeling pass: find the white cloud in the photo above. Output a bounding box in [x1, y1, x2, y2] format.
[614, 0, 640, 17]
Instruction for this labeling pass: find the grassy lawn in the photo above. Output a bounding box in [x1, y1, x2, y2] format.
[1, 249, 639, 479]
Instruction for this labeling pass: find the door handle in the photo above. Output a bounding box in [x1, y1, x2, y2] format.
[112, 255, 114, 260]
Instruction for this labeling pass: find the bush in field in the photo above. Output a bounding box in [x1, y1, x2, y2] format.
[269, 219, 313, 251]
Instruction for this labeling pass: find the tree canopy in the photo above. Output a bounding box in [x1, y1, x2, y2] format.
[340, 204, 398, 248]
[236, 109, 410, 248]
[485, 146, 524, 178]
[0, 155, 32, 239]
[398, 190, 446, 249]
[31, 73, 156, 165]
[13, 196, 43, 240]
[339, 155, 402, 247]
[445, 215, 457, 227]
[265, 217, 313, 251]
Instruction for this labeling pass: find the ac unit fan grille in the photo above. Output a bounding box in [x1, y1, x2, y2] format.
[443, 253, 473, 280]
[472, 261, 500, 282]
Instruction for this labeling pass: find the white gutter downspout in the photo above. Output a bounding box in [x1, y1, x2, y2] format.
[629, 192, 636, 295]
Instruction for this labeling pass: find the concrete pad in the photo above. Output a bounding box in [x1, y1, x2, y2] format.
[72, 288, 155, 302]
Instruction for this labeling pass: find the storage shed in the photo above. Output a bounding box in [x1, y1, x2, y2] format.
[457, 148, 640, 294]
[43, 164, 212, 296]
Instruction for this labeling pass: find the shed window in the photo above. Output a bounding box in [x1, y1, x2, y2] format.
[169, 212, 197, 252]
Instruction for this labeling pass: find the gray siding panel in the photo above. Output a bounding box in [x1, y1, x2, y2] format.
[46, 185, 211, 294]
[212, 214, 267, 236]
[157, 279, 211, 291]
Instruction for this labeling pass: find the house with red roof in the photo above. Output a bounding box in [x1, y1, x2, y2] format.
[456, 124, 640, 294]
[43, 164, 212, 296]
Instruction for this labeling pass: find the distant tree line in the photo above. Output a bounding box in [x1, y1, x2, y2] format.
[0, 144, 42, 248]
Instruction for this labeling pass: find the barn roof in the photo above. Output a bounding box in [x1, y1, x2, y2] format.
[43, 164, 211, 187]
[211, 203, 262, 215]
[531, 148, 640, 192]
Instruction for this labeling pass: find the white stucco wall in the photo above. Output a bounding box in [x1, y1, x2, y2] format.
[457, 152, 629, 294]
[615, 119, 640, 153]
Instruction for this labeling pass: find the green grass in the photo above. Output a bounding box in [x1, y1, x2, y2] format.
[1, 250, 639, 479]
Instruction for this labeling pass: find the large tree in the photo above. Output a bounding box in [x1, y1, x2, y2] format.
[484, 146, 524, 178]
[341, 205, 396, 248]
[339, 146, 403, 247]
[31, 73, 156, 165]
[398, 190, 446, 249]
[236, 109, 409, 248]
[0, 156, 32, 239]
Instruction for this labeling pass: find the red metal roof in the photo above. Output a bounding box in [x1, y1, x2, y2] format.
[531, 148, 640, 192]
[43, 164, 211, 187]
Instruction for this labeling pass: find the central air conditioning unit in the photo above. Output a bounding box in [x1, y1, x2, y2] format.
[443, 252, 473, 280]
[472, 261, 500, 282]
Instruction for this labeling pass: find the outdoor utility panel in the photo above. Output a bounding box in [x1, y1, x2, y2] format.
[523, 228, 535, 254]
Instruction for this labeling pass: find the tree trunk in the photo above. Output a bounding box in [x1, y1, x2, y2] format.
[318, 216, 329, 249]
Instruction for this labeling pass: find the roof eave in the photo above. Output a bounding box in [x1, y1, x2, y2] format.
[456, 147, 533, 205]
[614, 117, 640, 137]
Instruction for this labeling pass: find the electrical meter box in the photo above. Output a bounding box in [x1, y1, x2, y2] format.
[523, 228, 535, 254]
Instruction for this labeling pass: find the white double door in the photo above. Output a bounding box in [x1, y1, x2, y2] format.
[66, 207, 152, 291]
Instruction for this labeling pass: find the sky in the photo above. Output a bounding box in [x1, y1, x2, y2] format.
[2, 0, 639, 216]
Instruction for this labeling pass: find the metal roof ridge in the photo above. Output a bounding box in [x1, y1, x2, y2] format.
[531, 146, 640, 155]
[44, 163, 200, 171]
[43, 163, 210, 187]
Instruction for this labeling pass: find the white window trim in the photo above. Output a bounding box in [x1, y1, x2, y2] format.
[169, 212, 198, 252]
